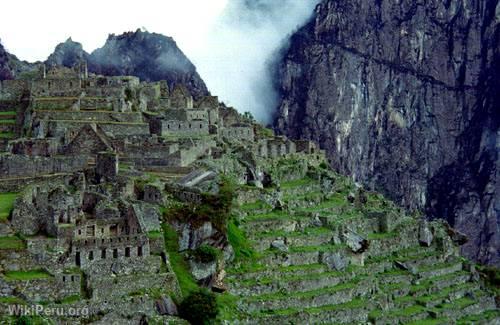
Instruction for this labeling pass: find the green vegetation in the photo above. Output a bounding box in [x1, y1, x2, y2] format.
[0, 132, 15, 139]
[147, 230, 163, 239]
[239, 200, 271, 211]
[254, 124, 274, 138]
[190, 244, 220, 263]
[179, 289, 218, 325]
[0, 235, 25, 250]
[161, 223, 198, 297]
[227, 219, 257, 262]
[165, 178, 234, 232]
[247, 276, 364, 302]
[4, 269, 52, 281]
[367, 232, 397, 240]
[127, 287, 165, 299]
[0, 111, 16, 116]
[57, 294, 81, 304]
[257, 298, 366, 317]
[457, 309, 500, 324]
[0, 119, 15, 124]
[280, 177, 314, 189]
[0, 193, 17, 222]
[417, 282, 476, 305]
[216, 293, 239, 322]
[0, 296, 26, 304]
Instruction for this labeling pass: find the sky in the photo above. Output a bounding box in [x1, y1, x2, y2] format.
[0, 0, 319, 123]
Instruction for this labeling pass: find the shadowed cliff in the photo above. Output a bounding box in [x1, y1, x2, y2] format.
[274, 0, 499, 265]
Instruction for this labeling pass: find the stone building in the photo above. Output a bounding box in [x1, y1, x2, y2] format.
[219, 123, 255, 142]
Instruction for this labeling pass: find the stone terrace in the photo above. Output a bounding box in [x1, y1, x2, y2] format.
[224, 175, 499, 324]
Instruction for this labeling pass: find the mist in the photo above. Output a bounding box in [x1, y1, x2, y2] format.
[192, 0, 320, 124]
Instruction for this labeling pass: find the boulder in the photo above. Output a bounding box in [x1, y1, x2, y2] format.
[189, 259, 217, 281]
[343, 230, 369, 253]
[176, 221, 216, 251]
[271, 239, 288, 252]
[322, 252, 348, 271]
[445, 224, 468, 245]
[155, 295, 178, 316]
[418, 219, 433, 247]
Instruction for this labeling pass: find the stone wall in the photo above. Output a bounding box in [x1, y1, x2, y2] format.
[9, 138, 59, 157]
[89, 271, 178, 300]
[31, 78, 82, 97]
[34, 110, 143, 123]
[45, 120, 149, 138]
[70, 234, 150, 269]
[220, 125, 255, 142]
[0, 80, 29, 100]
[0, 154, 88, 178]
[159, 120, 209, 137]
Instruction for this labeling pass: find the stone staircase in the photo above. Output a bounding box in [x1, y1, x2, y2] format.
[224, 178, 499, 324]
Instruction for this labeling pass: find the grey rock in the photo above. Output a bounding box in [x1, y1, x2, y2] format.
[271, 239, 288, 252]
[189, 259, 217, 281]
[343, 230, 369, 253]
[418, 219, 434, 247]
[322, 252, 348, 271]
[155, 295, 178, 316]
[176, 221, 216, 251]
[274, 0, 499, 266]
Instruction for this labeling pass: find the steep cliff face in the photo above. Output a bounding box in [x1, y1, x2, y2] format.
[274, 0, 499, 265]
[0, 42, 13, 80]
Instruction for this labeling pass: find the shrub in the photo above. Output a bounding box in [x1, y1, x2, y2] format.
[191, 245, 219, 263]
[15, 316, 32, 325]
[179, 289, 218, 324]
[165, 178, 235, 232]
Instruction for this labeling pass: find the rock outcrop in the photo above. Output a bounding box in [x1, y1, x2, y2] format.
[45, 38, 89, 68]
[0, 41, 37, 80]
[89, 30, 209, 98]
[274, 0, 499, 265]
[0, 42, 13, 80]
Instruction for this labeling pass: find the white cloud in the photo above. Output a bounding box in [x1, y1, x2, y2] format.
[0, 0, 227, 61]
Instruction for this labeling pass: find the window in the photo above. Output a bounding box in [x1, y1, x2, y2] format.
[101, 249, 106, 259]
[62, 276, 66, 282]
[137, 246, 143, 257]
[88, 251, 94, 261]
[125, 247, 130, 257]
[71, 275, 74, 281]
[113, 249, 118, 258]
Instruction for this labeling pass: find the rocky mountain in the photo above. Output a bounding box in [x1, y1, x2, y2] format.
[274, 0, 499, 265]
[0, 41, 13, 80]
[89, 30, 209, 98]
[0, 41, 38, 80]
[3, 30, 209, 98]
[45, 37, 89, 67]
